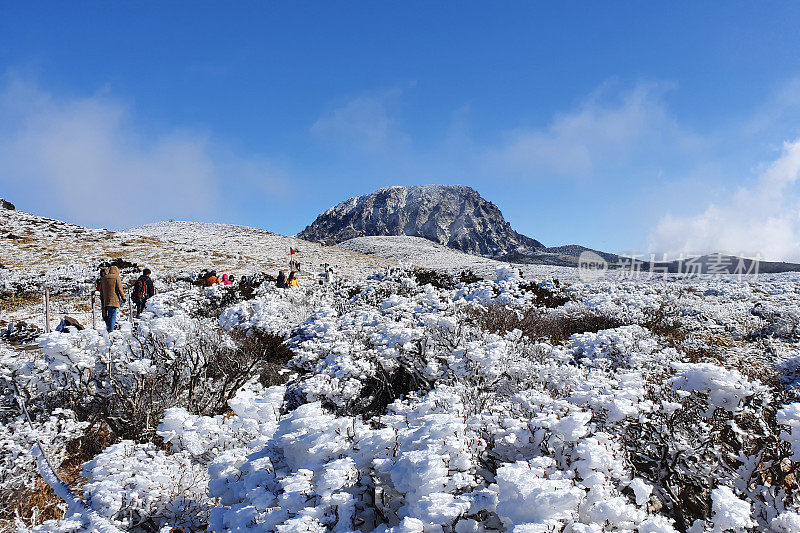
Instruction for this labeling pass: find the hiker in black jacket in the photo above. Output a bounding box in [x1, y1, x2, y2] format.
[132, 268, 155, 317]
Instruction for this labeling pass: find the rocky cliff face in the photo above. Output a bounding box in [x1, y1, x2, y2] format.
[298, 185, 545, 257]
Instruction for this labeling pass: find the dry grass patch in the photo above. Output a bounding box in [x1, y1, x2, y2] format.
[469, 303, 625, 344]
[0, 425, 113, 532]
[0, 478, 66, 531]
[0, 291, 42, 313]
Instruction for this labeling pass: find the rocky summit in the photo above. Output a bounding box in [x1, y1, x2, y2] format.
[297, 184, 545, 258]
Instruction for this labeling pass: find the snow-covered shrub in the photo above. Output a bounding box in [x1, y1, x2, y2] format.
[82, 441, 210, 530]
[748, 303, 800, 342]
[710, 486, 755, 531]
[772, 511, 800, 532]
[38, 315, 292, 441]
[0, 408, 88, 528]
[456, 269, 481, 285]
[570, 324, 666, 371]
[777, 402, 800, 461]
[287, 305, 437, 417]
[219, 295, 309, 334]
[410, 267, 456, 290]
[9, 261, 800, 531]
[670, 361, 766, 415]
[0, 342, 91, 529]
[494, 459, 584, 528]
[208, 388, 492, 531]
[618, 357, 796, 530]
[517, 278, 571, 308]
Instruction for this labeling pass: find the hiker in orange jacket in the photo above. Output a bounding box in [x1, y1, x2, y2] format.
[204, 271, 219, 286]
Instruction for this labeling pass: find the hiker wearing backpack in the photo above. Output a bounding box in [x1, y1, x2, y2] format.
[204, 271, 219, 286]
[96, 267, 109, 322]
[99, 266, 126, 332]
[276, 270, 287, 288]
[132, 268, 155, 317]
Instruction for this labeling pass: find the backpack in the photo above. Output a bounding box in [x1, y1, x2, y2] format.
[133, 278, 147, 302]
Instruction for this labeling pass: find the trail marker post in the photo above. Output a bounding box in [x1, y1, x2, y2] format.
[44, 288, 50, 333]
[91, 291, 96, 330]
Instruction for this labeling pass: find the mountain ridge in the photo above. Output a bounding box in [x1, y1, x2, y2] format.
[298, 184, 545, 257]
[298, 185, 800, 274]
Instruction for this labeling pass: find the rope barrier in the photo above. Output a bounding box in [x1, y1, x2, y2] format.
[11, 379, 125, 533]
[41, 289, 138, 333]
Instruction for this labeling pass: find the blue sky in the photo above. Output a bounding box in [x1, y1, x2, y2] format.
[2, 2, 800, 259]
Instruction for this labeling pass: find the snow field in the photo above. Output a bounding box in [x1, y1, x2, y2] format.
[3, 261, 800, 531]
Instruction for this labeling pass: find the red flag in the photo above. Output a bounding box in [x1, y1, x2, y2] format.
[290, 248, 295, 255]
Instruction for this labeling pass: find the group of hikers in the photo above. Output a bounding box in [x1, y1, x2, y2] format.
[199, 268, 305, 290]
[95, 259, 336, 333]
[96, 266, 155, 332]
[275, 270, 300, 288]
[200, 271, 238, 287]
[275, 264, 334, 288]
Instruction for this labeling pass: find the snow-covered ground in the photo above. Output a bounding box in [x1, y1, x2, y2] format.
[337, 236, 588, 281]
[0, 209, 394, 291]
[0, 210, 396, 327]
[337, 236, 507, 276]
[3, 210, 800, 532]
[124, 221, 396, 280]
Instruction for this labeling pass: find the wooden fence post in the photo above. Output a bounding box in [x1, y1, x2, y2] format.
[44, 288, 50, 333]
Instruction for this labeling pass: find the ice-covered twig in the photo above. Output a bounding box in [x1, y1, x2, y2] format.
[12, 379, 124, 533]
[32, 445, 124, 533]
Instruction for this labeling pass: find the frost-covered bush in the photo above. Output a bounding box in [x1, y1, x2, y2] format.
[0, 342, 91, 528]
[38, 321, 292, 441]
[219, 290, 317, 334]
[616, 357, 800, 530]
[0, 408, 88, 526]
[209, 381, 678, 532]
[409, 267, 457, 290]
[8, 264, 800, 531]
[749, 302, 800, 342]
[82, 441, 210, 530]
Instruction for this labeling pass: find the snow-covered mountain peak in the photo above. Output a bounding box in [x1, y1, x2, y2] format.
[299, 184, 544, 257]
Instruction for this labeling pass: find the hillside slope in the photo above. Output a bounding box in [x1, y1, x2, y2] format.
[337, 235, 507, 276]
[122, 221, 395, 278]
[0, 210, 396, 326]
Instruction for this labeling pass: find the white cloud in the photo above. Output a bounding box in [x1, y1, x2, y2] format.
[743, 77, 800, 137]
[483, 83, 704, 180]
[0, 77, 288, 229]
[310, 89, 407, 153]
[649, 140, 800, 261]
